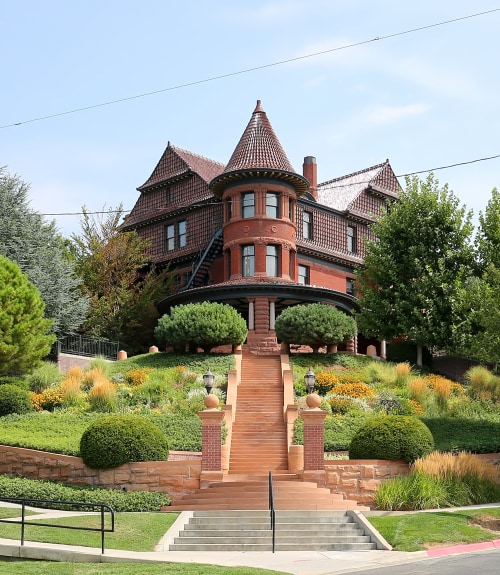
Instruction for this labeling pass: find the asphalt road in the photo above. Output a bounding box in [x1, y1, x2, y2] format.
[347, 549, 500, 574]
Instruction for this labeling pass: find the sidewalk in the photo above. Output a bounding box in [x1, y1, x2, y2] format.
[0, 502, 499, 575]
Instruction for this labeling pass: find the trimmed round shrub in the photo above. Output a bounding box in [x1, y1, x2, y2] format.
[348, 415, 434, 463]
[80, 415, 169, 469]
[0, 384, 32, 416]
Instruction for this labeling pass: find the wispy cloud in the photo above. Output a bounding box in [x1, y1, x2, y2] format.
[364, 103, 430, 125]
[292, 37, 480, 101]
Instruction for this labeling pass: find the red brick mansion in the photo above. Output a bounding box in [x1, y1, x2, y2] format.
[123, 101, 400, 354]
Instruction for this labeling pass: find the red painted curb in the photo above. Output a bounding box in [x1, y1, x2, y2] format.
[426, 539, 500, 557]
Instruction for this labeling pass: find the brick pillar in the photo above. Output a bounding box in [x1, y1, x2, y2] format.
[301, 395, 327, 485]
[199, 406, 224, 486]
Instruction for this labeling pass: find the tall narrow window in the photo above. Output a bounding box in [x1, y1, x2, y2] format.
[226, 249, 232, 279]
[178, 220, 187, 248]
[226, 198, 232, 222]
[266, 192, 280, 218]
[347, 225, 357, 253]
[165, 224, 175, 251]
[241, 192, 255, 218]
[346, 278, 356, 295]
[303, 211, 312, 239]
[266, 245, 279, 276]
[165, 187, 172, 203]
[242, 245, 255, 277]
[288, 198, 295, 222]
[298, 264, 310, 285]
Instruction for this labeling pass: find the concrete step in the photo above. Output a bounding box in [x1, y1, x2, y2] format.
[168, 509, 377, 551]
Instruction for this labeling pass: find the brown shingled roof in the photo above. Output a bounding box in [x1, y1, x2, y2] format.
[210, 101, 309, 196]
[224, 100, 296, 173]
[138, 143, 224, 191]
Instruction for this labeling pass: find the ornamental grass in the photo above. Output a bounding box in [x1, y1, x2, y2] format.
[412, 450, 499, 483]
[88, 376, 117, 412]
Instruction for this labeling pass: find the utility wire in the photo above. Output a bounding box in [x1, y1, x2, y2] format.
[2, 8, 499, 129]
[39, 152, 500, 218]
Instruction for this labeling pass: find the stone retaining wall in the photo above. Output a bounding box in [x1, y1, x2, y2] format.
[324, 459, 410, 505]
[0, 445, 201, 501]
[1, 445, 498, 507]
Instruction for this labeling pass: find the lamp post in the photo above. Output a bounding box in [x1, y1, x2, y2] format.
[304, 368, 316, 394]
[203, 369, 215, 394]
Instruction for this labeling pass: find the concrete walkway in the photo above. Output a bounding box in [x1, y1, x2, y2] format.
[1, 502, 499, 575]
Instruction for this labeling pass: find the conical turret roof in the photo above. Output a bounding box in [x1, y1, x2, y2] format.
[210, 100, 309, 196]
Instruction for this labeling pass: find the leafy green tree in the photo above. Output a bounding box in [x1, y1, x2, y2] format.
[71, 206, 172, 354]
[0, 255, 55, 375]
[155, 302, 248, 352]
[477, 187, 500, 269]
[0, 167, 89, 333]
[355, 174, 475, 365]
[452, 188, 500, 367]
[275, 303, 356, 352]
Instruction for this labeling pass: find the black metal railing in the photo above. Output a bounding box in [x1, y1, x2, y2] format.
[57, 333, 119, 360]
[268, 471, 276, 553]
[0, 497, 115, 554]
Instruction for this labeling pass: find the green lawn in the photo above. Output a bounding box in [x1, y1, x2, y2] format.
[0, 564, 287, 575]
[368, 507, 500, 551]
[0, 512, 178, 552]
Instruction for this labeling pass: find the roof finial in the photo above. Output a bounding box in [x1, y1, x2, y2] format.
[254, 99, 264, 113]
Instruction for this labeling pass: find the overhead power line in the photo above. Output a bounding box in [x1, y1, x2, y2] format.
[39, 152, 500, 218]
[2, 8, 499, 129]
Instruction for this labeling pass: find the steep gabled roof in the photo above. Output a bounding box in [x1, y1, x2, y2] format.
[210, 101, 309, 196]
[138, 142, 224, 191]
[317, 160, 400, 211]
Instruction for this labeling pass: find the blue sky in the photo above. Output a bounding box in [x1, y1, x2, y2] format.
[1, 1, 499, 237]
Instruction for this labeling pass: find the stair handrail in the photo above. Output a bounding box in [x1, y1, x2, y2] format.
[268, 471, 276, 553]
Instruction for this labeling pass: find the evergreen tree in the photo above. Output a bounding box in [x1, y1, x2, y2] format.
[355, 174, 475, 365]
[0, 167, 88, 333]
[0, 255, 55, 375]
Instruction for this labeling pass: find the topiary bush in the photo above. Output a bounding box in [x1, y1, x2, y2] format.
[0, 384, 32, 416]
[348, 415, 434, 463]
[155, 302, 247, 352]
[80, 415, 169, 469]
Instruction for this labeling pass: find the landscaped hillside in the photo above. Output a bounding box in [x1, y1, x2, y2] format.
[0, 352, 499, 456]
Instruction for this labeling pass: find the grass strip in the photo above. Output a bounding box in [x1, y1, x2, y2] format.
[368, 507, 500, 551]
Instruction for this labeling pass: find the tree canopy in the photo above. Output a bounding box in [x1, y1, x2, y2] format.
[0, 255, 55, 375]
[355, 174, 475, 364]
[71, 206, 172, 354]
[274, 303, 356, 351]
[452, 188, 500, 367]
[0, 167, 89, 333]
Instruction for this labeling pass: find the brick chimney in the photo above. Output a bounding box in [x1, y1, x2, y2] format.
[303, 156, 318, 200]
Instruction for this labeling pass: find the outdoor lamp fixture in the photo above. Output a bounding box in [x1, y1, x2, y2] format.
[304, 368, 316, 394]
[203, 369, 215, 394]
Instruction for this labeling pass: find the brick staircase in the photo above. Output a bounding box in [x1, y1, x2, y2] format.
[229, 355, 288, 474]
[168, 509, 377, 551]
[168, 476, 368, 511]
[169, 354, 368, 513]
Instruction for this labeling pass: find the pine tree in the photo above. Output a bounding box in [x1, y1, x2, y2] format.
[0, 255, 55, 375]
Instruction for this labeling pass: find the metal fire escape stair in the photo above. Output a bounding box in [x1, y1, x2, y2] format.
[181, 228, 223, 291]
